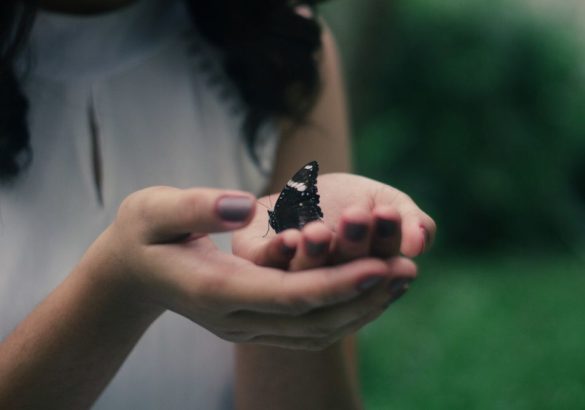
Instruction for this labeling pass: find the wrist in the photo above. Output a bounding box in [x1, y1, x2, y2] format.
[78, 226, 166, 322]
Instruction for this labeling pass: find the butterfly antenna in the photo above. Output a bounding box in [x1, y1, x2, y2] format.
[262, 222, 271, 238]
[258, 195, 274, 237]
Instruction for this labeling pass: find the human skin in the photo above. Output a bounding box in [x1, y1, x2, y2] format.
[0, 1, 437, 409]
[0, 186, 420, 408]
[232, 22, 435, 410]
[233, 174, 434, 410]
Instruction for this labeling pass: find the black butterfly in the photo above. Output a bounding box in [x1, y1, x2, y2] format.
[268, 161, 324, 233]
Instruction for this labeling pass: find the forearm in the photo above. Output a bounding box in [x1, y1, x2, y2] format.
[0, 232, 163, 408]
[235, 337, 362, 410]
[237, 25, 360, 406]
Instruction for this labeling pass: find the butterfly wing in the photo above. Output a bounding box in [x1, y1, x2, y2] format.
[268, 161, 324, 233]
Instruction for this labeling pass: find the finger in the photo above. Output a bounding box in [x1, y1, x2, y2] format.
[129, 187, 256, 243]
[250, 229, 302, 269]
[371, 206, 402, 258]
[285, 276, 413, 347]
[289, 222, 333, 271]
[226, 272, 415, 339]
[330, 207, 373, 263]
[226, 257, 417, 315]
[231, 199, 279, 262]
[398, 207, 436, 257]
[319, 276, 414, 344]
[384, 191, 435, 257]
[245, 302, 393, 350]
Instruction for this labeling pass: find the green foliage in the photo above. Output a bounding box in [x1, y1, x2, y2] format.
[349, 0, 585, 253]
[359, 255, 585, 410]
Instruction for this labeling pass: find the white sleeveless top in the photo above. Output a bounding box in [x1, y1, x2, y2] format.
[0, 1, 278, 408]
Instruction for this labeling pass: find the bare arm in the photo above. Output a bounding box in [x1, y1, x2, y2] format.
[1, 187, 411, 408]
[0, 229, 162, 408]
[235, 24, 363, 410]
[269, 24, 352, 183]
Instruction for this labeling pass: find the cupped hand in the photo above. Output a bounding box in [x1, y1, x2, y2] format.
[86, 186, 415, 350]
[233, 172, 436, 271]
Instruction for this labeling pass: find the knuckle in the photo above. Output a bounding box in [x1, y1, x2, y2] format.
[115, 193, 149, 239]
[117, 191, 141, 221]
[117, 186, 166, 223]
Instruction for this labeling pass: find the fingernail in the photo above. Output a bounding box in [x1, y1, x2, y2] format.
[419, 226, 431, 255]
[217, 196, 254, 222]
[344, 223, 368, 242]
[356, 276, 383, 292]
[306, 241, 328, 257]
[375, 218, 398, 238]
[388, 278, 412, 296]
[281, 243, 296, 258]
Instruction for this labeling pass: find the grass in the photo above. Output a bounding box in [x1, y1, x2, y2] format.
[358, 253, 585, 410]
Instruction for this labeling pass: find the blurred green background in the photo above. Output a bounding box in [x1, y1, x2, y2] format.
[321, 0, 585, 408]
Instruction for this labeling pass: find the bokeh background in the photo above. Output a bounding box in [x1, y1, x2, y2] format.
[321, 0, 585, 408]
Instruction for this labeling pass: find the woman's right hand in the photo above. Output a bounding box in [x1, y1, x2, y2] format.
[89, 186, 416, 350]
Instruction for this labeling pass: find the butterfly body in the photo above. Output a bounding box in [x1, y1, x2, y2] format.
[268, 161, 324, 233]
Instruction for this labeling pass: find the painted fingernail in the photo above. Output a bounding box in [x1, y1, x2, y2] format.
[356, 276, 383, 292]
[281, 243, 296, 258]
[419, 226, 431, 255]
[375, 218, 398, 238]
[306, 241, 328, 257]
[217, 196, 254, 222]
[388, 278, 412, 296]
[344, 223, 368, 242]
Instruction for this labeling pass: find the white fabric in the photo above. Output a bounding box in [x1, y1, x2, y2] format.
[0, 1, 278, 408]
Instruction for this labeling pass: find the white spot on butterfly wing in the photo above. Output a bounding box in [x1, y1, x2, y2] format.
[286, 180, 307, 192]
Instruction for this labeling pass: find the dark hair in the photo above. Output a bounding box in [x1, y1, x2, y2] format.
[0, 0, 325, 183]
[0, 1, 36, 182]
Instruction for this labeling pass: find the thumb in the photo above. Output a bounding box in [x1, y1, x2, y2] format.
[131, 186, 256, 243]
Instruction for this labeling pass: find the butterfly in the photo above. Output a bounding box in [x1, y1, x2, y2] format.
[268, 161, 324, 233]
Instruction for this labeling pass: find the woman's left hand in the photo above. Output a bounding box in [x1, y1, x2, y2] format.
[232, 173, 436, 271]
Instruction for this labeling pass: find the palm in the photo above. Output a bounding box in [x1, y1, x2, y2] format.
[233, 173, 435, 270]
[313, 173, 399, 229]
